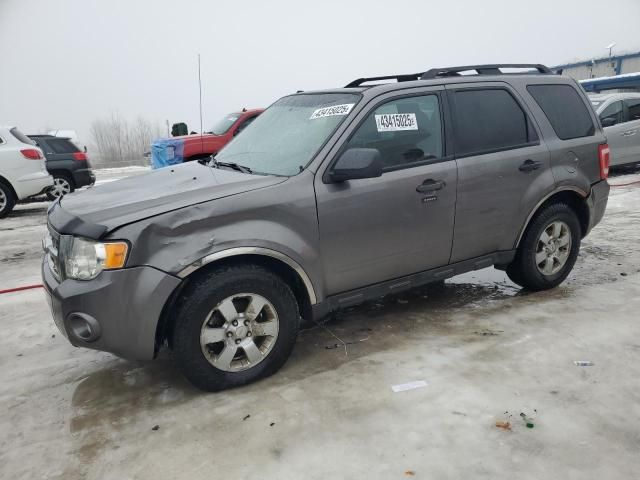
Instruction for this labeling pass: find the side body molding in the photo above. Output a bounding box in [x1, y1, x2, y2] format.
[176, 247, 318, 305]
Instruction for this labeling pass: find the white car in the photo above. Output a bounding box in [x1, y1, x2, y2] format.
[589, 92, 640, 167]
[0, 126, 53, 218]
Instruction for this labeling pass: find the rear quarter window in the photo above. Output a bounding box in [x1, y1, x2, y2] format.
[527, 84, 595, 140]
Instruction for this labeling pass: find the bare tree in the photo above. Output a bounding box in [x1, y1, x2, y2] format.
[90, 113, 161, 168]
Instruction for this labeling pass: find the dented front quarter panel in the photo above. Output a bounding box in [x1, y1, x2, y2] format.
[109, 170, 325, 300]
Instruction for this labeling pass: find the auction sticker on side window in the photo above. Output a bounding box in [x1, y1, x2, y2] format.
[375, 113, 418, 132]
[310, 103, 354, 120]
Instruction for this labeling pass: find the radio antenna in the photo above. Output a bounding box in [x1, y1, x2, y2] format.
[198, 54, 204, 149]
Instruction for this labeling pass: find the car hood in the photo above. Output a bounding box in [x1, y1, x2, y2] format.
[50, 162, 286, 238]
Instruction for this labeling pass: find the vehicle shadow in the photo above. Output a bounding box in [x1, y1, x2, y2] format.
[68, 277, 528, 416]
[59, 275, 544, 476]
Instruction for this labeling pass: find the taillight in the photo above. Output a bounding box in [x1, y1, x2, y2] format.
[598, 143, 610, 180]
[73, 152, 87, 161]
[20, 149, 43, 160]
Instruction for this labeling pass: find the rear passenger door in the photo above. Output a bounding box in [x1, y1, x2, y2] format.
[447, 83, 551, 262]
[619, 98, 640, 164]
[598, 100, 627, 165]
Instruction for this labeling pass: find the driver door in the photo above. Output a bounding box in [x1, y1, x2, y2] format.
[314, 88, 457, 296]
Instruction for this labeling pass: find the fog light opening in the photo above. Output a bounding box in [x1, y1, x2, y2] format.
[67, 313, 101, 342]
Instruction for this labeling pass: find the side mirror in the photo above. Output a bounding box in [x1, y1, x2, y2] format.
[601, 117, 617, 127]
[329, 148, 383, 183]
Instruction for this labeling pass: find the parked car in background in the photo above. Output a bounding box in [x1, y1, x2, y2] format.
[43, 64, 610, 391]
[151, 109, 264, 168]
[0, 126, 52, 218]
[28, 135, 95, 199]
[589, 92, 640, 167]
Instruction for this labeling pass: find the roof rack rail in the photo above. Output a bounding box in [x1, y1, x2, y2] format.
[420, 64, 553, 79]
[345, 73, 423, 88]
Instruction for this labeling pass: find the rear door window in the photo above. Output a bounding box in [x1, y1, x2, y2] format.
[527, 84, 595, 140]
[451, 88, 537, 156]
[624, 98, 640, 122]
[47, 138, 79, 154]
[599, 101, 624, 126]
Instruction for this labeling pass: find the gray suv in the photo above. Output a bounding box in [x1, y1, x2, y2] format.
[43, 64, 610, 391]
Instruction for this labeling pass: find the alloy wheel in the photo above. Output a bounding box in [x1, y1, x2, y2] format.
[0, 188, 6, 212]
[535, 220, 572, 276]
[200, 293, 279, 372]
[50, 177, 72, 198]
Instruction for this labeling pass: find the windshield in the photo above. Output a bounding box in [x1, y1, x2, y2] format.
[214, 93, 360, 176]
[210, 113, 241, 135]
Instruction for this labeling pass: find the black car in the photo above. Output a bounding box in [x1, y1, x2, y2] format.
[28, 135, 95, 199]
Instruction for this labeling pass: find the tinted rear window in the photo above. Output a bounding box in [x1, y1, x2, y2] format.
[452, 88, 536, 156]
[47, 138, 80, 154]
[10, 127, 35, 145]
[527, 84, 595, 140]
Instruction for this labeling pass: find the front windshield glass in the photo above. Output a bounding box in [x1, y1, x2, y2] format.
[214, 93, 360, 176]
[211, 113, 241, 135]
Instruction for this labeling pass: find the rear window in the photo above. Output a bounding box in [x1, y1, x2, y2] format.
[47, 138, 80, 154]
[452, 88, 537, 156]
[10, 128, 35, 145]
[527, 84, 595, 140]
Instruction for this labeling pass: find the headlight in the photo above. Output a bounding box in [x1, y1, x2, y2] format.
[63, 237, 128, 280]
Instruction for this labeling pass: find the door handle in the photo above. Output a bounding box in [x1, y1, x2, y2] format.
[416, 179, 445, 193]
[519, 159, 542, 172]
[621, 130, 637, 137]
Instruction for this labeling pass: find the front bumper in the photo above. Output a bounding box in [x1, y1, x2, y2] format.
[41, 259, 181, 360]
[586, 179, 610, 234]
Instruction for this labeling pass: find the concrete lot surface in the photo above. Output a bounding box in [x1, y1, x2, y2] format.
[1, 171, 639, 480]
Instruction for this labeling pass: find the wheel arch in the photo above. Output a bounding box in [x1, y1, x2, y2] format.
[47, 169, 75, 187]
[0, 175, 17, 199]
[515, 187, 590, 248]
[155, 249, 316, 354]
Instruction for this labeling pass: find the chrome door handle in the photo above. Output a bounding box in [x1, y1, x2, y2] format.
[622, 130, 637, 136]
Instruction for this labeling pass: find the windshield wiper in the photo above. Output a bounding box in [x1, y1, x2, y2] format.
[210, 158, 253, 174]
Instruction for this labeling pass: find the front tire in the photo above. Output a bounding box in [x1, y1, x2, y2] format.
[507, 203, 581, 291]
[171, 264, 300, 392]
[0, 181, 16, 218]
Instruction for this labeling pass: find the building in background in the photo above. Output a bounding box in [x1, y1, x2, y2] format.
[554, 51, 640, 80]
[554, 51, 640, 93]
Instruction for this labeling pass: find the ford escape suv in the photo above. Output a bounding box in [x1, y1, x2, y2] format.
[42, 64, 610, 391]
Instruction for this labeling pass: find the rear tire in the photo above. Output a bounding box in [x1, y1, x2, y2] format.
[171, 264, 300, 392]
[507, 203, 581, 291]
[0, 181, 16, 218]
[46, 174, 75, 200]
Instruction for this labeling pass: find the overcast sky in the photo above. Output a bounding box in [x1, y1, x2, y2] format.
[1, 0, 639, 143]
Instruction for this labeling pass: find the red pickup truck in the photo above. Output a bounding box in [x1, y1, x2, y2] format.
[181, 108, 264, 161]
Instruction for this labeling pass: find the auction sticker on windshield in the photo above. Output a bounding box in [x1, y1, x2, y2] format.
[375, 113, 418, 132]
[310, 103, 354, 120]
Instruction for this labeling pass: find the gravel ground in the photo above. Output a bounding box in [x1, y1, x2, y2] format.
[0, 168, 639, 480]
